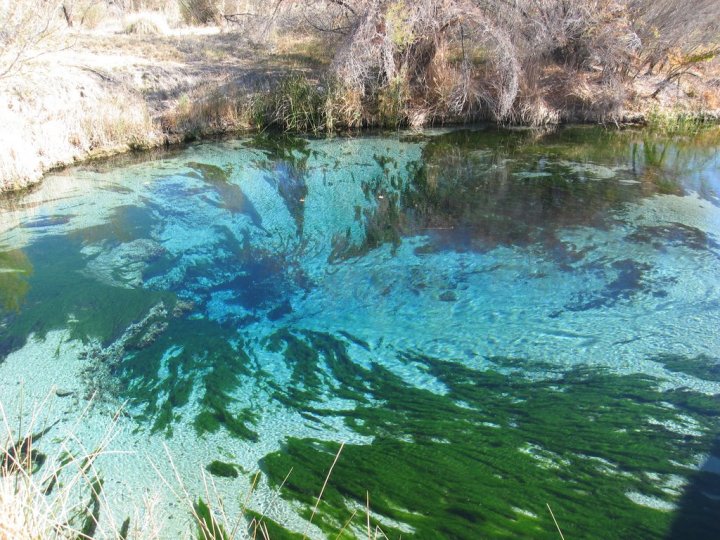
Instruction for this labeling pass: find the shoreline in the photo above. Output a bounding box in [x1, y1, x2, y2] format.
[4, 108, 720, 199]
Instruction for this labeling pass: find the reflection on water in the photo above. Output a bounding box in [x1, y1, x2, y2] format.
[0, 126, 719, 539]
[0, 249, 32, 311]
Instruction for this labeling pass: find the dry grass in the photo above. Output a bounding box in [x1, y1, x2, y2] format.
[0, 389, 389, 540]
[0, 394, 124, 539]
[161, 81, 252, 139]
[0, 66, 158, 191]
[123, 12, 170, 36]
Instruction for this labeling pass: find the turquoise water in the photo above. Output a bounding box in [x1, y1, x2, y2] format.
[1, 126, 720, 538]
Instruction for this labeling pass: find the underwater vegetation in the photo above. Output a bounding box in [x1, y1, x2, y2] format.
[259, 335, 720, 539]
[0, 126, 719, 538]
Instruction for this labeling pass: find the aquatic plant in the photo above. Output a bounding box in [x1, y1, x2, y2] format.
[260, 333, 720, 539]
[1, 126, 719, 539]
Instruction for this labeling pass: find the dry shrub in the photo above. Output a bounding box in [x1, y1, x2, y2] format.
[80, 2, 109, 29]
[0, 0, 65, 79]
[328, 0, 645, 126]
[123, 11, 170, 35]
[59, 0, 114, 29]
[163, 83, 249, 138]
[701, 89, 720, 110]
[179, 0, 223, 25]
[510, 62, 560, 126]
[332, 0, 522, 124]
[629, 0, 720, 72]
[323, 82, 364, 130]
[567, 73, 628, 122]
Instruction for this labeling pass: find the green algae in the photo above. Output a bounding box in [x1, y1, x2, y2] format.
[244, 510, 305, 540]
[118, 518, 130, 540]
[654, 354, 720, 382]
[0, 249, 32, 311]
[79, 477, 103, 539]
[259, 334, 720, 539]
[194, 498, 228, 540]
[119, 317, 258, 440]
[205, 460, 240, 478]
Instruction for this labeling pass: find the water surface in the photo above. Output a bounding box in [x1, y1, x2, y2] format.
[1, 126, 720, 539]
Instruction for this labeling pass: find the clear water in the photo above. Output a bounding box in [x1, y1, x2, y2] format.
[1, 126, 720, 539]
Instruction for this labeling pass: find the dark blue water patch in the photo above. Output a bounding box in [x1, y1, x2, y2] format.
[21, 215, 73, 229]
[160, 226, 311, 322]
[267, 300, 293, 321]
[564, 259, 654, 312]
[669, 436, 720, 540]
[185, 162, 265, 228]
[626, 223, 720, 253]
[208, 256, 294, 313]
[70, 205, 157, 246]
[149, 177, 210, 205]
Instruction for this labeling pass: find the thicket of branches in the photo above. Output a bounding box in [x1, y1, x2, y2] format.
[0, 0, 65, 79]
[301, 0, 720, 125]
[2, 0, 718, 123]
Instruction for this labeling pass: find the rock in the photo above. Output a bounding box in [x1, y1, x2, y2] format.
[134, 321, 168, 349]
[172, 299, 195, 318]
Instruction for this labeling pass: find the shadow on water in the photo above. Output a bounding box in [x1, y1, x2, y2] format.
[668, 436, 720, 539]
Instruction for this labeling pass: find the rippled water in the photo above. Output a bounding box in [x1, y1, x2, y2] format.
[1, 126, 720, 539]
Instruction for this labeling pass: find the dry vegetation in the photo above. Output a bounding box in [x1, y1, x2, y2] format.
[0, 0, 719, 192]
[0, 396, 370, 540]
[325, 0, 720, 126]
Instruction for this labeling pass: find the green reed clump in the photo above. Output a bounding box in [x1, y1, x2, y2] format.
[644, 107, 714, 135]
[251, 76, 326, 133]
[251, 75, 368, 133]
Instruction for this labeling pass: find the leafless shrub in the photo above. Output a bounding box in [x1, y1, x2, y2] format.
[628, 0, 720, 72]
[327, 0, 653, 125]
[0, 0, 65, 79]
[179, 0, 222, 25]
[331, 0, 524, 123]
